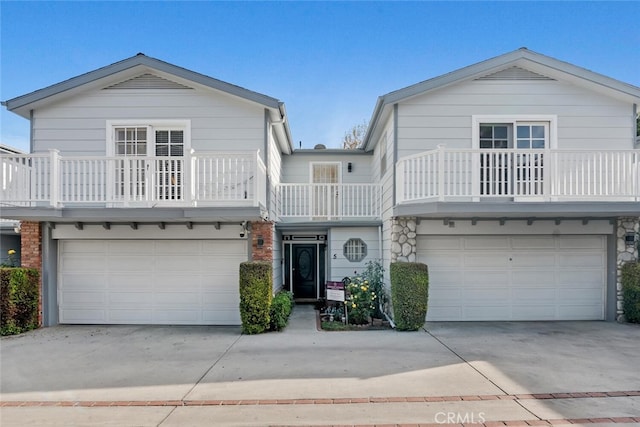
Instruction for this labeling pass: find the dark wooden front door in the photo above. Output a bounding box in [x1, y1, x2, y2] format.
[292, 245, 317, 299]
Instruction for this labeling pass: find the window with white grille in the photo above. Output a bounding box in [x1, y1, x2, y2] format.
[343, 238, 367, 262]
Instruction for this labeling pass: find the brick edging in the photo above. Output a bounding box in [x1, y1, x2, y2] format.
[2, 390, 639, 407]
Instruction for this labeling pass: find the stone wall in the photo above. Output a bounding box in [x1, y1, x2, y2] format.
[390, 217, 417, 263]
[616, 217, 640, 322]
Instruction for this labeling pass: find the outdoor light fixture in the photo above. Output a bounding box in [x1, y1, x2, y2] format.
[347, 162, 353, 173]
[257, 236, 264, 248]
[626, 232, 636, 247]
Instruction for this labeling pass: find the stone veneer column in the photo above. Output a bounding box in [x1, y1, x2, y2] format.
[390, 217, 417, 263]
[616, 217, 640, 322]
[20, 221, 43, 326]
[251, 221, 275, 262]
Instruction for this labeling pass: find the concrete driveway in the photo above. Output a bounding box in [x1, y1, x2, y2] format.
[1, 305, 639, 426]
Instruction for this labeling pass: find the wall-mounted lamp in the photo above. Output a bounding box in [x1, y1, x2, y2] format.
[625, 232, 636, 247]
[347, 162, 353, 173]
[257, 236, 264, 248]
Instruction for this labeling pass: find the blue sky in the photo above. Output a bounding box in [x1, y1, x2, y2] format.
[1, 1, 639, 151]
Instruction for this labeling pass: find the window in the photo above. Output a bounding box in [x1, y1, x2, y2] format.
[115, 127, 147, 156]
[343, 238, 367, 262]
[473, 115, 555, 150]
[380, 132, 388, 176]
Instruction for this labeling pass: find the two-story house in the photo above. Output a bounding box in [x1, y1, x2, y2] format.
[2, 48, 638, 326]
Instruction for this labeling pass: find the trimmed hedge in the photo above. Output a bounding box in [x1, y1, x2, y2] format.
[1, 268, 40, 336]
[622, 262, 640, 323]
[390, 262, 429, 331]
[239, 261, 273, 334]
[269, 290, 294, 331]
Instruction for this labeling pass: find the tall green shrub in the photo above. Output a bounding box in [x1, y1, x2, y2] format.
[239, 261, 272, 334]
[390, 262, 429, 331]
[622, 262, 640, 323]
[269, 290, 294, 331]
[1, 268, 40, 336]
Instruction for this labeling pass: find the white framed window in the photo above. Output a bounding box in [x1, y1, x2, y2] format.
[472, 115, 557, 150]
[343, 238, 367, 262]
[379, 131, 388, 176]
[106, 120, 191, 156]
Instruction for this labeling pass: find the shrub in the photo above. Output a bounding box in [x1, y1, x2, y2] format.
[239, 261, 272, 334]
[346, 276, 376, 324]
[390, 262, 429, 331]
[1, 268, 40, 336]
[622, 262, 640, 323]
[361, 260, 387, 318]
[270, 290, 294, 331]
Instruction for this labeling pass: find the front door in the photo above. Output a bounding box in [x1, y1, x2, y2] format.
[292, 245, 317, 299]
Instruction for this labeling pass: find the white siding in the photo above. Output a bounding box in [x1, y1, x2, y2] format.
[328, 227, 380, 281]
[272, 229, 283, 293]
[396, 79, 635, 160]
[268, 126, 283, 218]
[281, 153, 373, 184]
[32, 88, 265, 156]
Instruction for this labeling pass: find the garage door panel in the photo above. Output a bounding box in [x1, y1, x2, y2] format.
[559, 236, 605, 249]
[465, 288, 509, 302]
[464, 271, 508, 286]
[421, 237, 462, 250]
[59, 239, 246, 325]
[109, 309, 153, 323]
[512, 305, 556, 320]
[510, 253, 556, 267]
[464, 237, 509, 250]
[62, 291, 107, 305]
[464, 253, 509, 268]
[61, 256, 105, 271]
[108, 240, 154, 254]
[512, 288, 556, 300]
[511, 237, 556, 249]
[109, 292, 149, 305]
[511, 270, 555, 285]
[61, 274, 107, 289]
[419, 235, 606, 321]
[557, 270, 603, 285]
[107, 256, 155, 271]
[559, 253, 604, 267]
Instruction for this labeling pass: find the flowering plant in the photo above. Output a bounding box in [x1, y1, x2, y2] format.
[1, 249, 17, 267]
[345, 276, 376, 324]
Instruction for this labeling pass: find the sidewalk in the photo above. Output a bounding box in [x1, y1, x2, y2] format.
[1, 305, 639, 426]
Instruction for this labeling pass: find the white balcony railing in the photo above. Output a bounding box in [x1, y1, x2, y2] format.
[275, 183, 381, 220]
[0, 150, 267, 208]
[397, 146, 640, 203]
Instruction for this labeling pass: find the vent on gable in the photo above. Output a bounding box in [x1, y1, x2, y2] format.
[104, 73, 193, 90]
[476, 66, 555, 81]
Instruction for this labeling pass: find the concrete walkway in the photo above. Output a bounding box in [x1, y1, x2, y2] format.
[1, 305, 639, 426]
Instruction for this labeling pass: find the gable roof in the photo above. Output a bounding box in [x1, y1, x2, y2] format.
[3, 53, 284, 117]
[362, 48, 640, 150]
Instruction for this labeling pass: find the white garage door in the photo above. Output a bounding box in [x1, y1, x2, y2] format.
[59, 239, 247, 325]
[417, 235, 606, 321]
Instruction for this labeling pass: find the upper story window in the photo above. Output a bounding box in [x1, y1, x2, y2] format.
[107, 120, 190, 157]
[115, 127, 147, 156]
[473, 116, 555, 150]
[380, 132, 388, 176]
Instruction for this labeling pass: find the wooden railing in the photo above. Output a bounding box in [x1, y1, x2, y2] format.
[396, 146, 640, 203]
[0, 150, 267, 208]
[275, 183, 381, 220]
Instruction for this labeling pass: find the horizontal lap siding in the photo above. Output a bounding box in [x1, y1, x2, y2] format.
[33, 89, 265, 156]
[328, 227, 380, 281]
[397, 79, 633, 159]
[281, 154, 373, 184]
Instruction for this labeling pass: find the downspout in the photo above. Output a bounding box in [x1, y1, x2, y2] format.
[378, 224, 395, 329]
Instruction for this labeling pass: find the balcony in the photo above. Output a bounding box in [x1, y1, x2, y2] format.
[0, 150, 266, 208]
[396, 147, 639, 204]
[275, 183, 381, 221]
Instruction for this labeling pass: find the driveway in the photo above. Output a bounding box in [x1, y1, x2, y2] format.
[1, 305, 639, 426]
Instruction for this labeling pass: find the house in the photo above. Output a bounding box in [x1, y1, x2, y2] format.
[1, 48, 638, 326]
